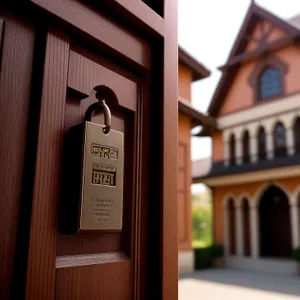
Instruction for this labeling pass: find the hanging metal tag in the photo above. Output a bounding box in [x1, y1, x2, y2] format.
[65, 99, 124, 232]
[79, 121, 124, 231]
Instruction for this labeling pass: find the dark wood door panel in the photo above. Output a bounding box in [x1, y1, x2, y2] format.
[1, 0, 178, 298]
[55, 37, 138, 300]
[29, 0, 151, 69]
[58, 95, 134, 257]
[68, 49, 137, 112]
[25, 28, 70, 300]
[0, 12, 36, 299]
[55, 259, 132, 300]
[21, 24, 142, 299]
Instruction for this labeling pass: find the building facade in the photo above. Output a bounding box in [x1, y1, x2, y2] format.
[177, 48, 212, 273]
[194, 3, 300, 274]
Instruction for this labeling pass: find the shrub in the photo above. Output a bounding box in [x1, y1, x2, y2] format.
[194, 247, 212, 270]
[211, 244, 224, 258]
[293, 247, 300, 261]
[192, 205, 212, 247]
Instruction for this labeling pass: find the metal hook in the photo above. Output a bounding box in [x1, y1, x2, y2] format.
[99, 99, 111, 134]
[84, 98, 112, 134]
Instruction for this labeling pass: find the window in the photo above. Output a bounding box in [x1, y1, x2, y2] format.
[257, 127, 267, 160]
[242, 130, 250, 163]
[259, 67, 282, 100]
[229, 134, 236, 166]
[274, 122, 286, 157]
[294, 117, 300, 154]
[248, 56, 288, 103]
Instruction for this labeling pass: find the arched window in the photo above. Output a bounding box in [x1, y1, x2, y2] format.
[228, 199, 236, 255]
[257, 127, 267, 160]
[274, 122, 286, 157]
[229, 134, 236, 166]
[242, 130, 250, 163]
[293, 117, 300, 153]
[259, 67, 282, 101]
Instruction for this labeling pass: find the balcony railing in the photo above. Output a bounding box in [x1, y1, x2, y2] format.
[228, 147, 294, 166]
[203, 147, 300, 179]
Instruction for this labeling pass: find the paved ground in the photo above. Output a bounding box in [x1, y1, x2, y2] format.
[179, 269, 300, 300]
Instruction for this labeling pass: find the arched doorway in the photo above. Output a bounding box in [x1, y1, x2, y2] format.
[228, 199, 236, 255]
[242, 198, 251, 256]
[259, 185, 291, 257]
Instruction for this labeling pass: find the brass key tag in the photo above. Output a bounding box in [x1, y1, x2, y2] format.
[79, 121, 124, 231]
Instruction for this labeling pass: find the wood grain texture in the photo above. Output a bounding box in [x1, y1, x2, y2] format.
[56, 252, 129, 268]
[0, 14, 35, 299]
[0, 19, 4, 65]
[25, 29, 70, 300]
[55, 260, 132, 300]
[68, 50, 137, 111]
[162, 0, 178, 298]
[101, 0, 164, 34]
[29, 0, 151, 69]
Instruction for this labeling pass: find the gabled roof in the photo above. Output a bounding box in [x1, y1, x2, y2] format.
[178, 46, 210, 81]
[289, 14, 300, 29]
[178, 97, 217, 129]
[198, 3, 300, 136]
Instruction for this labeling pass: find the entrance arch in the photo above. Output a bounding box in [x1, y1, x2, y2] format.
[259, 185, 292, 257]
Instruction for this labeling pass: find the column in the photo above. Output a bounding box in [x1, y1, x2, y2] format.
[287, 127, 295, 156]
[224, 140, 229, 167]
[236, 204, 244, 256]
[266, 131, 274, 160]
[290, 198, 300, 248]
[223, 206, 230, 257]
[236, 138, 243, 165]
[250, 205, 259, 259]
[250, 134, 257, 163]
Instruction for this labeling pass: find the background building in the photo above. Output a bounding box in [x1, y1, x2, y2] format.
[177, 47, 213, 273]
[194, 3, 300, 275]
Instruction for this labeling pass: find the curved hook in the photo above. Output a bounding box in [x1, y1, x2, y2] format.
[84, 98, 112, 134]
[99, 99, 111, 134]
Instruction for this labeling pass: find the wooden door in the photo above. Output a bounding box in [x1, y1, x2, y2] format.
[0, 1, 178, 299]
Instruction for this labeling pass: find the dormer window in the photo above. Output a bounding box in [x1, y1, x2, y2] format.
[248, 56, 288, 102]
[259, 67, 282, 100]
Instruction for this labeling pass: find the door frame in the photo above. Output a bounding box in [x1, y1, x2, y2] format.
[4, 0, 178, 299]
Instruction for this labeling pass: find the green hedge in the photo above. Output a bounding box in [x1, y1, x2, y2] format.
[211, 244, 224, 257]
[194, 247, 212, 269]
[293, 247, 300, 261]
[194, 244, 224, 269]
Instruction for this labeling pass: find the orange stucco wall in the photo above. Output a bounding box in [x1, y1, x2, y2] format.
[178, 64, 192, 101]
[213, 176, 300, 244]
[218, 61, 254, 115]
[178, 112, 192, 251]
[212, 131, 224, 162]
[218, 24, 300, 116]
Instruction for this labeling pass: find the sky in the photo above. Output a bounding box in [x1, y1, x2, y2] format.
[178, 0, 300, 162]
